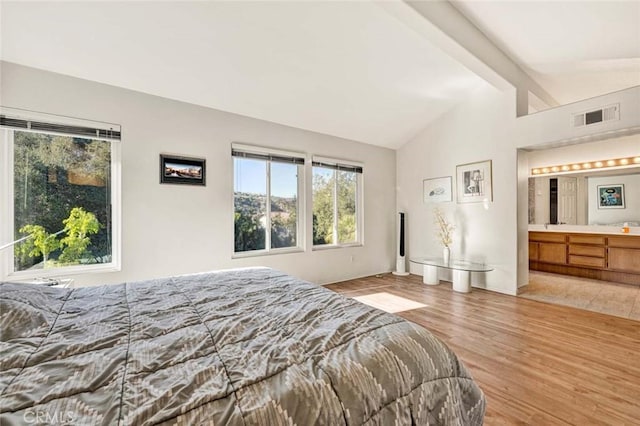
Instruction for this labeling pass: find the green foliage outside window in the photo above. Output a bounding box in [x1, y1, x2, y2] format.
[17, 207, 101, 268]
[233, 193, 298, 252]
[312, 169, 357, 245]
[16, 225, 60, 267]
[59, 207, 101, 264]
[12, 131, 112, 271]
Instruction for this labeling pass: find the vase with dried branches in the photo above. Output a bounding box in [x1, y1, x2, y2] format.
[434, 208, 454, 263]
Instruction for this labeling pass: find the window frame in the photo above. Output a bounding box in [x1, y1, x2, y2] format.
[0, 113, 122, 281]
[312, 155, 364, 250]
[231, 143, 305, 258]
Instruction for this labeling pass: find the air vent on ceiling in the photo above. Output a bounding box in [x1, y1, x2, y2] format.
[571, 104, 619, 128]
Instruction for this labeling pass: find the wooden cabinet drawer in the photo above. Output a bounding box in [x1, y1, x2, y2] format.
[529, 242, 539, 261]
[569, 255, 605, 269]
[568, 234, 605, 245]
[569, 245, 605, 257]
[608, 247, 640, 273]
[538, 243, 566, 264]
[529, 232, 566, 243]
[608, 236, 640, 249]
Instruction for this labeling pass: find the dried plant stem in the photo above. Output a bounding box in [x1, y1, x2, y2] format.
[434, 208, 454, 248]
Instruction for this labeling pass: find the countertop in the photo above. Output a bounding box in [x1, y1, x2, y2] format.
[528, 225, 640, 236]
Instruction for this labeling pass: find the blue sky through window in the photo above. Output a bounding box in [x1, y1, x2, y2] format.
[234, 158, 298, 198]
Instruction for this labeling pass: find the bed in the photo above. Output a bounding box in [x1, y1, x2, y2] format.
[1, 267, 485, 425]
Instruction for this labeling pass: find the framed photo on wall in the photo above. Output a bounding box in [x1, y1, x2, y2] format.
[423, 176, 452, 203]
[456, 160, 492, 203]
[160, 154, 206, 186]
[597, 184, 625, 209]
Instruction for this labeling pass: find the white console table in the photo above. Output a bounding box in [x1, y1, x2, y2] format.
[410, 257, 493, 293]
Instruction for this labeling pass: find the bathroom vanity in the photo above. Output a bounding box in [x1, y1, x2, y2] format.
[529, 228, 640, 285]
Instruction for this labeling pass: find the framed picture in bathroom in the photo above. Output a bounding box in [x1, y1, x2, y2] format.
[597, 184, 625, 209]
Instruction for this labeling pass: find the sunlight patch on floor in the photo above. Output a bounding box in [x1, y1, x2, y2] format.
[353, 292, 427, 313]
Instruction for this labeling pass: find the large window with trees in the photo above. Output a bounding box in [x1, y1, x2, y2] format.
[1, 110, 121, 279]
[312, 157, 363, 247]
[233, 144, 304, 255]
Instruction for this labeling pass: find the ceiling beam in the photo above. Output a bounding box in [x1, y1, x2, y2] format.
[379, 0, 559, 117]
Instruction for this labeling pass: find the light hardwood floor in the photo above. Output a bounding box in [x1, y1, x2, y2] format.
[325, 274, 640, 425]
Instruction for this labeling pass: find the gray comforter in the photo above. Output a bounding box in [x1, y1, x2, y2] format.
[1, 267, 485, 425]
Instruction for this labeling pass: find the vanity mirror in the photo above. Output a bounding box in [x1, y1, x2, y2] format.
[528, 167, 640, 226]
[525, 134, 640, 228]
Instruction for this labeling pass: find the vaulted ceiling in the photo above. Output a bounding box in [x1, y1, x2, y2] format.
[1, 1, 638, 148]
[453, 0, 640, 106]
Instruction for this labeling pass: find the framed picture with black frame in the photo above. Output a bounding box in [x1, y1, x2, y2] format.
[597, 184, 625, 209]
[160, 154, 206, 186]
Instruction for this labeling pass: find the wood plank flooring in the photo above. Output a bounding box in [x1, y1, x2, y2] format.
[325, 274, 640, 425]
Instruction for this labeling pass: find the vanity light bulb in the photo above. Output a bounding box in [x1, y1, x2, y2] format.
[595, 162, 603, 167]
[582, 163, 591, 168]
[542, 168, 550, 173]
[572, 164, 581, 170]
[561, 165, 570, 171]
[532, 169, 540, 174]
[551, 166, 559, 172]
[607, 160, 616, 166]
[634, 157, 640, 164]
[619, 158, 629, 165]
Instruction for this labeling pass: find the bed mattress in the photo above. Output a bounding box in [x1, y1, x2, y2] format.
[1, 267, 485, 425]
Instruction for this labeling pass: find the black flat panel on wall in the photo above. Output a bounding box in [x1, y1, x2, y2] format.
[550, 178, 558, 225]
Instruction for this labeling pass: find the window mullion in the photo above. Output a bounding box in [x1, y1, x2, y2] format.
[356, 173, 361, 244]
[333, 170, 339, 245]
[266, 161, 271, 251]
[2, 130, 16, 274]
[297, 164, 303, 250]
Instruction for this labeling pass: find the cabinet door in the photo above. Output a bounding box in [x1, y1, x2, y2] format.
[569, 255, 605, 269]
[538, 243, 567, 265]
[608, 248, 640, 274]
[529, 242, 539, 261]
[569, 245, 605, 257]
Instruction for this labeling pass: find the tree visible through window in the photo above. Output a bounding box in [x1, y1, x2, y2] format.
[11, 130, 113, 271]
[312, 162, 361, 246]
[233, 148, 302, 254]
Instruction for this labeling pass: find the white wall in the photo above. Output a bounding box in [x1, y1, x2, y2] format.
[516, 86, 640, 149]
[397, 83, 518, 295]
[0, 61, 397, 286]
[526, 134, 640, 169]
[588, 174, 640, 225]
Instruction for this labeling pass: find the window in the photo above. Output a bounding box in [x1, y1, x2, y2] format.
[1, 110, 121, 279]
[232, 144, 304, 255]
[312, 157, 363, 247]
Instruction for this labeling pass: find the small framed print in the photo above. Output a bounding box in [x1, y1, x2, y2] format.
[160, 154, 206, 186]
[423, 176, 452, 203]
[597, 184, 625, 209]
[456, 160, 492, 203]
